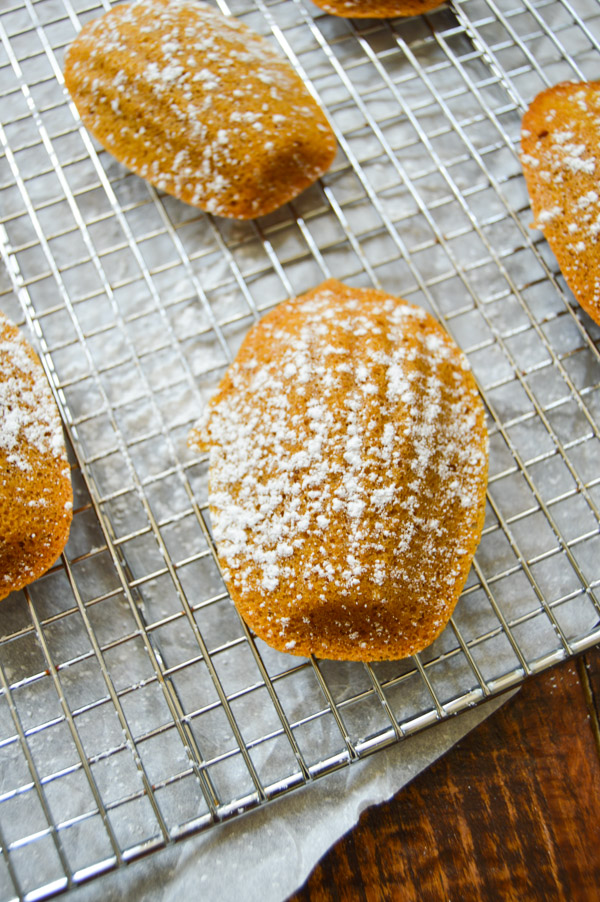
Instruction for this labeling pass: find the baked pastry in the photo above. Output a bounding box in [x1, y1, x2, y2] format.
[190, 280, 488, 661]
[0, 313, 73, 601]
[521, 80, 600, 326]
[63, 0, 336, 219]
[310, 0, 443, 18]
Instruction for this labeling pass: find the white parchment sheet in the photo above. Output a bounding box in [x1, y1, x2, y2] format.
[74, 692, 513, 902]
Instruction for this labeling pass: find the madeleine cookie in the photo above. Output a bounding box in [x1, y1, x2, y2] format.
[63, 0, 336, 219]
[1, 313, 73, 600]
[310, 0, 443, 17]
[521, 81, 600, 326]
[190, 280, 488, 661]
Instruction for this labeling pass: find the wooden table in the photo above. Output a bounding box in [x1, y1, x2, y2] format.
[290, 645, 600, 901]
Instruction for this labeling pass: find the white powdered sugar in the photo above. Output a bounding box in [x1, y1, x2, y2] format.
[1, 314, 73, 601]
[521, 83, 600, 317]
[194, 282, 488, 653]
[0, 317, 66, 472]
[64, 0, 335, 218]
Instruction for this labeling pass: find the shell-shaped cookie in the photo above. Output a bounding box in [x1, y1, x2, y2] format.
[63, 0, 337, 219]
[0, 313, 73, 601]
[521, 81, 600, 327]
[311, 0, 442, 17]
[191, 280, 488, 661]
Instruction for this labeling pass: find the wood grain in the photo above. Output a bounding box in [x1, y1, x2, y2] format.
[290, 645, 600, 902]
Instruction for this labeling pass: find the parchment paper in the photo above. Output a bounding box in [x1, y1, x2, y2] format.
[73, 691, 514, 902]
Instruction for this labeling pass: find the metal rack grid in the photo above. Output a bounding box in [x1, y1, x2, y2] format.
[0, 0, 599, 897]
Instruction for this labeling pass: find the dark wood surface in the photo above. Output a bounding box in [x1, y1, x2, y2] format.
[290, 644, 600, 902]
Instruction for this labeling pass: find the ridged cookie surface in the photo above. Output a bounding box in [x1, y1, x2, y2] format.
[63, 0, 336, 219]
[191, 280, 488, 661]
[311, 0, 442, 17]
[521, 81, 600, 326]
[0, 313, 73, 601]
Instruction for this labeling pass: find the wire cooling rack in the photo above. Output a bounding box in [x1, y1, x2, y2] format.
[1, 0, 600, 898]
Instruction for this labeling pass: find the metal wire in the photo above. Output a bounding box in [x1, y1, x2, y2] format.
[0, 0, 599, 897]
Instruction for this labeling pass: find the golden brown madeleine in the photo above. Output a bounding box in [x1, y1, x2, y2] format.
[521, 81, 600, 326]
[190, 280, 488, 661]
[63, 0, 336, 219]
[310, 0, 443, 17]
[0, 313, 73, 600]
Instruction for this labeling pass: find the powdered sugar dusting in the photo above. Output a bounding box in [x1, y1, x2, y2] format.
[1, 313, 73, 601]
[64, 0, 336, 218]
[521, 82, 600, 323]
[0, 315, 66, 472]
[192, 281, 488, 658]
